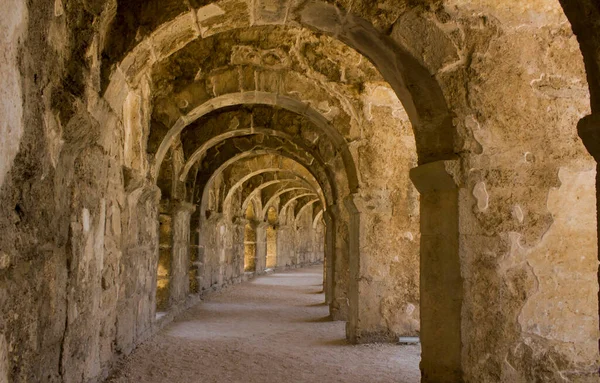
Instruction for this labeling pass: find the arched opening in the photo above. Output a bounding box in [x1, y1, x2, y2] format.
[108, 1, 423, 370]
[96, 2, 600, 380]
[103, 4, 429, 358]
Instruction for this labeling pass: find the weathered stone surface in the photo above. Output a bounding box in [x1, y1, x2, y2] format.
[1, 0, 600, 382]
[0, 0, 27, 190]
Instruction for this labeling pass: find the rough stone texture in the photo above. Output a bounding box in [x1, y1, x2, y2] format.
[410, 160, 463, 383]
[413, 2, 599, 380]
[1, 0, 599, 382]
[0, 0, 27, 190]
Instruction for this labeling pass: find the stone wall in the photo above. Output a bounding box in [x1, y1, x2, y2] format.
[395, 3, 599, 380]
[0, 0, 598, 382]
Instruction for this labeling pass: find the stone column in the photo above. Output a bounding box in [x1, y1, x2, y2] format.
[328, 204, 350, 321]
[276, 224, 293, 267]
[232, 217, 246, 281]
[344, 193, 419, 344]
[266, 224, 278, 269]
[312, 219, 325, 264]
[578, 113, 600, 355]
[243, 219, 257, 273]
[324, 210, 335, 307]
[188, 209, 201, 294]
[255, 222, 268, 273]
[156, 213, 172, 311]
[410, 160, 463, 383]
[0, 333, 7, 383]
[169, 201, 196, 305]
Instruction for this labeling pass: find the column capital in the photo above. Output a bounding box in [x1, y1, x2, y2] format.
[409, 159, 461, 193]
[124, 167, 161, 204]
[171, 180, 187, 201]
[257, 221, 270, 229]
[170, 200, 196, 214]
[343, 191, 393, 215]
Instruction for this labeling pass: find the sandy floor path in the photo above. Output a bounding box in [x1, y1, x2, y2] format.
[107, 265, 421, 383]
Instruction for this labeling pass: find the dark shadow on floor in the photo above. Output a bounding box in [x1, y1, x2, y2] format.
[296, 315, 332, 323]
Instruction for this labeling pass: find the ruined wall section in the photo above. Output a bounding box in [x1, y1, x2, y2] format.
[312, 219, 326, 265]
[294, 204, 316, 265]
[198, 214, 243, 290]
[392, 2, 599, 380]
[0, 1, 163, 381]
[346, 83, 421, 343]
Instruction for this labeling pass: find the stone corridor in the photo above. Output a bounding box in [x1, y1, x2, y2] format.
[107, 265, 420, 383]
[4, 0, 600, 382]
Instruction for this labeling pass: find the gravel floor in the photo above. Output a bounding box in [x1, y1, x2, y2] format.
[107, 265, 421, 383]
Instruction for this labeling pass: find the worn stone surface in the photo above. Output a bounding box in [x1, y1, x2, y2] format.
[1, 0, 599, 382]
[0, 0, 27, 190]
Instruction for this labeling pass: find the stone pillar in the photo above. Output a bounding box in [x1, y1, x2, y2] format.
[169, 201, 196, 305]
[328, 204, 350, 321]
[243, 219, 257, 273]
[324, 210, 335, 307]
[218, 218, 229, 287]
[188, 211, 201, 294]
[255, 222, 268, 273]
[312, 219, 325, 263]
[276, 224, 293, 267]
[343, 191, 419, 344]
[266, 224, 278, 269]
[156, 213, 172, 311]
[232, 217, 247, 281]
[0, 333, 7, 383]
[578, 113, 600, 355]
[410, 160, 463, 383]
[344, 196, 361, 342]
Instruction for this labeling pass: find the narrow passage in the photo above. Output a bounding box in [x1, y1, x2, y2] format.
[107, 265, 420, 383]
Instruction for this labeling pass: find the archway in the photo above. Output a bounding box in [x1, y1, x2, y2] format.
[103, 1, 599, 380]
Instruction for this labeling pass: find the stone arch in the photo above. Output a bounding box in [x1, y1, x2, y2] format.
[197, 151, 330, 284]
[103, 1, 454, 166]
[262, 187, 316, 220]
[279, 193, 318, 222]
[241, 181, 317, 219]
[313, 209, 324, 229]
[152, 92, 358, 197]
[197, 148, 334, 219]
[102, 8, 422, 353]
[6, 1, 600, 382]
[179, 126, 335, 193]
[222, 168, 324, 220]
[295, 199, 320, 225]
[242, 179, 318, 214]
